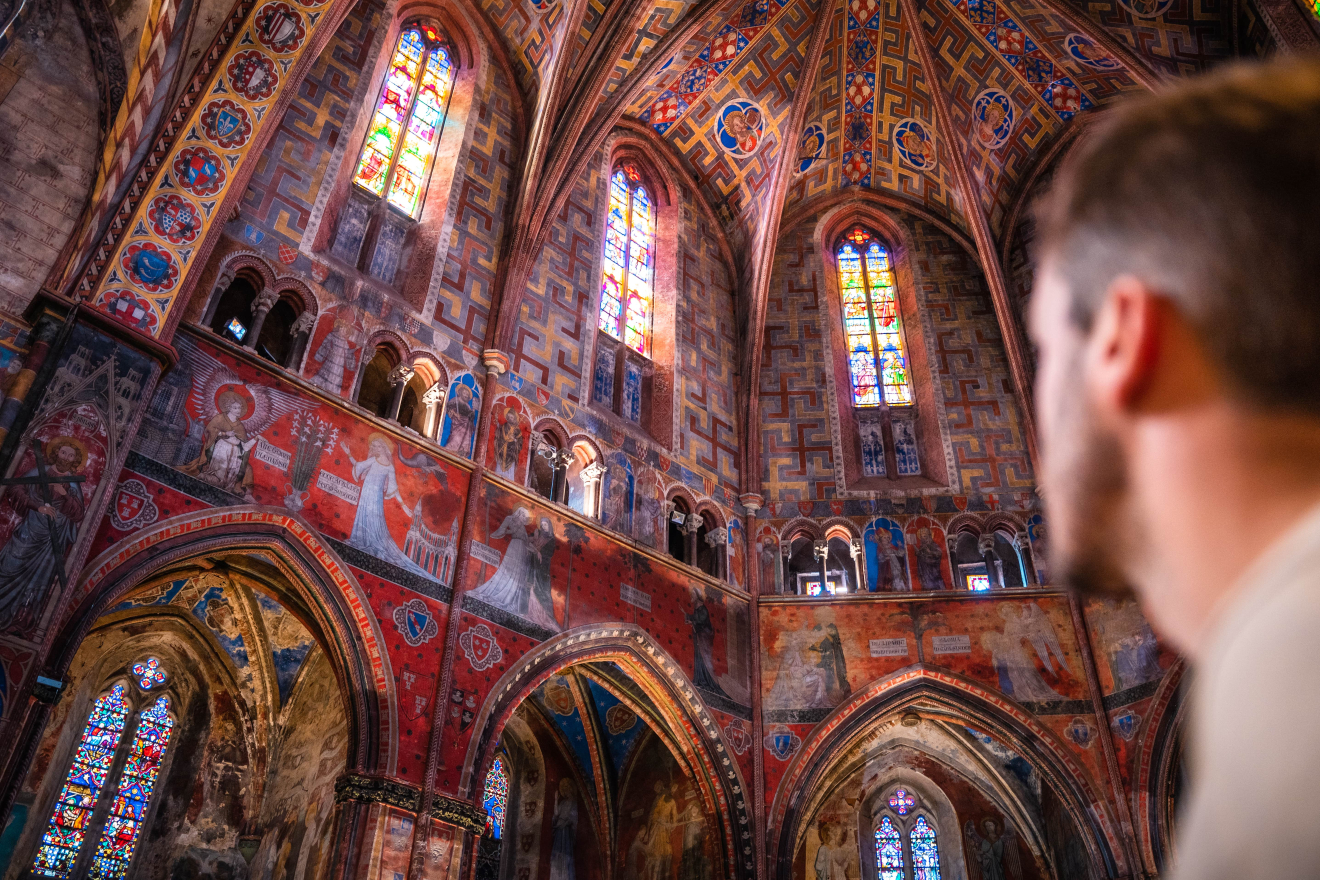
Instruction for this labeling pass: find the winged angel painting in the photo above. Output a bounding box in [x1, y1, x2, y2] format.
[178, 338, 305, 500]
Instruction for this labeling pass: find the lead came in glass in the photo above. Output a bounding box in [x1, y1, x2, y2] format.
[33, 687, 130, 878]
[352, 27, 455, 217]
[910, 815, 941, 880]
[838, 228, 913, 407]
[876, 815, 904, 880]
[89, 696, 175, 879]
[599, 165, 655, 357]
[483, 757, 509, 839]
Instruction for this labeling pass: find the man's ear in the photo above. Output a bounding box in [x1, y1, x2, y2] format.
[1087, 275, 1164, 413]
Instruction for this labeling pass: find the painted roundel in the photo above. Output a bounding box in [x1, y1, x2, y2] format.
[147, 193, 202, 245]
[893, 118, 936, 171]
[227, 50, 279, 101]
[173, 146, 226, 197]
[716, 100, 765, 157]
[796, 124, 824, 174]
[1117, 0, 1171, 17]
[1064, 33, 1119, 68]
[201, 99, 252, 149]
[121, 242, 178, 293]
[255, 2, 306, 53]
[97, 289, 160, 333]
[972, 89, 1014, 150]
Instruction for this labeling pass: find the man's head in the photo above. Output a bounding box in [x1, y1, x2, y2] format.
[1031, 59, 1320, 650]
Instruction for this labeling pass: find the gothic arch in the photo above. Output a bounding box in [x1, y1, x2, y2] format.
[769, 667, 1128, 880]
[1135, 658, 1188, 875]
[51, 507, 398, 777]
[461, 623, 755, 880]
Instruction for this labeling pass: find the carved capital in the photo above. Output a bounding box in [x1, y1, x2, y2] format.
[705, 527, 727, 547]
[850, 538, 864, 559]
[252, 288, 279, 315]
[683, 513, 704, 535]
[812, 539, 828, 560]
[1013, 529, 1030, 550]
[290, 311, 316, 335]
[481, 349, 510, 376]
[738, 492, 764, 513]
[978, 533, 996, 556]
[422, 384, 445, 405]
[388, 363, 416, 386]
[581, 461, 607, 485]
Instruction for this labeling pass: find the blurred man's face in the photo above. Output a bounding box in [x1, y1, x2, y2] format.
[1029, 263, 1130, 598]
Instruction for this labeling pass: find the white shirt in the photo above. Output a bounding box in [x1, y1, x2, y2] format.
[1172, 502, 1320, 879]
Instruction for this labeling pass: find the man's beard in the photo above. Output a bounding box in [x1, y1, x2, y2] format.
[1043, 360, 1135, 600]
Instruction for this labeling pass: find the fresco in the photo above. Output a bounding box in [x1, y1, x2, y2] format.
[863, 517, 909, 592]
[1084, 598, 1169, 695]
[252, 587, 316, 704]
[488, 395, 532, 483]
[303, 304, 364, 397]
[904, 517, 952, 591]
[617, 738, 716, 880]
[134, 333, 469, 591]
[440, 373, 481, 459]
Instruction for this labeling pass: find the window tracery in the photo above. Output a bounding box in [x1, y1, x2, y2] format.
[482, 756, 509, 839]
[836, 227, 921, 480]
[34, 669, 176, 880]
[871, 789, 944, 880]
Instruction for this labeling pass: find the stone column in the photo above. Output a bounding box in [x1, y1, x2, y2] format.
[1014, 528, 1037, 586]
[201, 270, 235, 326]
[978, 533, 1002, 590]
[386, 363, 416, 422]
[245, 288, 279, 349]
[813, 538, 829, 595]
[553, 447, 574, 503]
[705, 526, 728, 581]
[683, 512, 704, 567]
[286, 310, 316, 370]
[850, 538, 865, 594]
[780, 542, 792, 594]
[581, 461, 607, 518]
[421, 384, 445, 439]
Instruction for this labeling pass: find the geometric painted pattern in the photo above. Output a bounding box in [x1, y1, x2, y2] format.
[841, 0, 881, 185]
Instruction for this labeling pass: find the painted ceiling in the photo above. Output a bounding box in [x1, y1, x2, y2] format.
[480, 0, 1232, 274]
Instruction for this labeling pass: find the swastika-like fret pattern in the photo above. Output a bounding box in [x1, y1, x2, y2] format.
[1080, 0, 1232, 78]
[484, 0, 566, 97]
[599, 0, 701, 102]
[785, 0, 845, 206]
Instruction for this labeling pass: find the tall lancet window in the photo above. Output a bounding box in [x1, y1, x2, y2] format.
[837, 226, 920, 479]
[876, 815, 905, 880]
[353, 24, 455, 217]
[594, 163, 657, 426]
[600, 165, 655, 357]
[333, 21, 456, 286]
[909, 815, 942, 880]
[34, 664, 176, 880]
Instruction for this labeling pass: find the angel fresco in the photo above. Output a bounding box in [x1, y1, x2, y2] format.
[964, 818, 1022, 880]
[981, 603, 1072, 702]
[468, 507, 560, 629]
[178, 338, 305, 499]
[686, 587, 726, 697]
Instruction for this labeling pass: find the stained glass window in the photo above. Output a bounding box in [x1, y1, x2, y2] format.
[837, 228, 912, 407]
[875, 816, 904, 880]
[968, 575, 991, 592]
[910, 815, 941, 880]
[33, 686, 130, 878]
[351, 25, 455, 217]
[483, 756, 509, 839]
[131, 658, 165, 690]
[89, 696, 174, 879]
[889, 789, 915, 815]
[599, 165, 655, 357]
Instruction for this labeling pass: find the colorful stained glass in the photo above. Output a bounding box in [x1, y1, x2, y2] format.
[352, 27, 454, 217]
[968, 574, 991, 591]
[482, 757, 509, 839]
[33, 686, 129, 878]
[131, 658, 166, 690]
[889, 789, 915, 815]
[598, 165, 655, 357]
[89, 695, 174, 879]
[837, 228, 913, 407]
[910, 815, 941, 880]
[875, 815, 904, 880]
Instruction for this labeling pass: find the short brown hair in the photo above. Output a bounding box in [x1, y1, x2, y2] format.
[1037, 59, 1320, 410]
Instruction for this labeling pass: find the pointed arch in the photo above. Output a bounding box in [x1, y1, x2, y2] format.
[51, 507, 398, 776]
[769, 666, 1129, 880]
[461, 623, 755, 880]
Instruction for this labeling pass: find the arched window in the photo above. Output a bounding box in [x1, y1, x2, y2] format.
[909, 815, 941, 880]
[332, 21, 456, 286]
[34, 666, 176, 879]
[207, 276, 258, 343]
[529, 433, 568, 503]
[357, 345, 399, 417]
[594, 164, 657, 428]
[482, 756, 509, 839]
[668, 497, 691, 564]
[876, 816, 904, 880]
[352, 24, 455, 217]
[837, 227, 920, 479]
[872, 792, 944, 880]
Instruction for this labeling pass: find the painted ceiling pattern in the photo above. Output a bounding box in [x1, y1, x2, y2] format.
[476, 0, 1223, 266]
